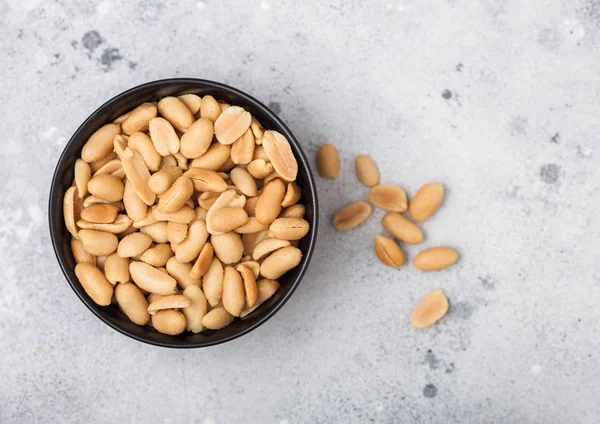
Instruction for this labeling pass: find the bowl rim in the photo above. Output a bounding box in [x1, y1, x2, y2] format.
[48, 78, 319, 348]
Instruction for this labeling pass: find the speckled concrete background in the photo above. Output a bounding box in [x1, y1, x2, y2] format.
[1, 0, 599, 423]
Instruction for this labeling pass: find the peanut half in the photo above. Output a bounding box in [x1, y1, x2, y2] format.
[409, 183, 445, 222]
[316, 143, 340, 179]
[333, 201, 372, 231]
[354, 155, 379, 187]
[413, 247, 458, 271]
[410, 290, 449, 329]
[368, 185, 408, 212]
[381, 212, 423, 244]
[374, 235, 405, 268]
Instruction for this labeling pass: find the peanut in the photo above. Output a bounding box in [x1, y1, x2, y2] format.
[80, 204, 119, 224]
[214, 106, 252, 145]
[333, 201, 372, 231]
[166, 256, 201, 289]
[222, 266, 245, 317]
[202, 307, 234, 330]
[413, 247, 458, 271]
[182, 285, 208, 333]
[178, 94, 202, 114]
[409, 183, 445, 222]
[75, 159, 92, 198]
[202, 257, 224, 306]
[190, 242, 213, 279]
[71, 238, 96, 265]
[74, 263, 114, 306]
[115, 283, 150, 325]
[200, 95, 221, 122]
[180, 117, 213, 159]
[129, 261, 177, 295]
[148, 294, 192, 315]
[211, 232, 244, 264]
[104, 253, 130, 284]
[260, 246, 302, 279]
[152, 309, 187, 335]
[316, 143, 339, 179]
[354, 155, 379, 187]
[255, 178, 286, 224]
[368, 185, 408, 212]
[374, 235, 405, 268]
[79, 229, 118, 256]
[268, 218, 309, 240]
[128, 132, 161, 172]
[121, 103, 157, 135]
[87, 174, 124, 203]
[262, 131, 298, 181]
[117, 232, 153, 258]
[381, 212, 423, 244]
[411, 290, 449, 329]
[157, 96, 194, 132]
[81, 123, 121, 163]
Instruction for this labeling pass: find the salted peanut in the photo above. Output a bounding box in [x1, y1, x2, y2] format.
[253, 145, 268, 161]
[129, 261, 177, 295]
[181, 285, 208, 333]
[92, 159, 124, 179]
[140, 221, 169, 243]
[152, 309, 186, 335]
[123, 179, 147, 221]
[202, 307, 234, 330]
[369, 185, 408, 212]
[218, 101, 231, 113]
[222, 266, 245, 316]
[178, 94, 202, 114]
[198, 191, 219, 209]
[80, 204, 119, 224]
[113, 134, 127, 159]
[104, 253, 130, 284]
[153, 205, 195, 224]
[252, 238, 290, 261]
[71, 239, 96, 265]
[374, 235, 405, 268]
[269, 218, 309, 240]
[212, 232, 244, 264]
[190, 143, 231, 171]
[316, 143, 339, 179]
[96, 255, 107, 271]
[157, 176, 194, 213]
[409, 183, 445, 222]
[79, 229, 118, 256]
[180, 117, 213, 159]
[240, 279, 280, 318]
[183, 168, 227, 192]
[242, 231, 267, 256]
[148, 166, 182, 196]
[166, 256, 201, 289]
[235, 265, 257, 308]
[64, 186, 83, 239]
[158, 96, 194, 132]
[167, 221, 188, 244]
[128, 132, 161, 171]
[140, 243, 173, 267]
[87, 174, 124, 203]
[250, 117, 265, 140]
[74, 263, 114, 306]
[132, 209, 158, 228]
[160, 155, 177, 169]
[77, 214, 132, 233]
[414, 247, 459, 271]
[382, 212, 423, 244]
[243, 197, 258, 217]
[262, 131, 298, 181]
[81, 123, 121, 162]
[255, 178, 286, 224]
[115, 283, 150, 325]
[74, 159, 91, 198]
[205, 189, 246, 235]
[260, 246, 302, 279]
[234, 217, 268, 234]
[208, 207, 249, 233]
[148, 294, 192, 315]
[190, 242, 213, 279]
[333, 201, 372, 231]
[281, 204, 305, 219]
[117, 232, 152, 258]
[263, 171, 283, 184]
[214, 106, 252, 145]
[246, 159, 273, 180]
[411, 289, 449, 329]
[122, 102, 158, 135]
[229, 167, 257, 197]
[354, 155, 379, 187]
[176, 219, 209, 263]
[231, 129, 255, 164]
[238, 261, 260, 279]
[200, 95, 221, 122]
[281, 182, 301, 208]
[203, 257, 223, 306]
[149, 117, 180, 157]
[122, 148, 156, 206]
[90, 152, 118, 173]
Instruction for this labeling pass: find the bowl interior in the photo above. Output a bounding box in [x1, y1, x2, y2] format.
[49, 79, 318, 348]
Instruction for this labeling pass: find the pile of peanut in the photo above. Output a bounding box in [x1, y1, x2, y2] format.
[316, 144, 458, 329]
[64, 94, 310, 335]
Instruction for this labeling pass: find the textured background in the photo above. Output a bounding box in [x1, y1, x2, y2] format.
[1, 0, 599, 423]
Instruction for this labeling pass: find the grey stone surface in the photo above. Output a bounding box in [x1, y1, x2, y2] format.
[1, 0, 599, 423]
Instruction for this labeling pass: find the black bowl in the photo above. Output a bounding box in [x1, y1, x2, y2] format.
[49, 78, 318, 348]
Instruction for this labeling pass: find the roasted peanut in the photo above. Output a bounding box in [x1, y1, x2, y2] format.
[230, 167, 257, 197]
[252, 238, 290, 261]
[262, 131, 298, 181]
[79, 229, 119, 256]
[247, 159, 274, 179]
[354, 155, 379, 187]
[139, 243, 173, 267]
[153, 205, 195, 224]
[255, 178, 286, 224]
[178, 94, 202, 114]
[90, 152, 118, 173]
[268, 218, 309, 240]
[122, 103, 158, 135]
[80, 204, 119, 224]
[71, 239, 96, 265]
[87, 174, 124, 203]
[214, 106, 252, 145]
[104, 253, 130, 285]
[200, 95, 221, 122]
[122, 147, 156, 206]
[152, 309, 187, 335]
[157, 96, 194, 132]
[316, 143, 339, 179]
[64, 186, 83, 239]
[149, 117, 180, 156]
[202, 307, 234, 330]
[183, 168, 227, 192]
[190, 242, 213, 279]
[157, 176, 194, 213]
[166, 256, 201, 289]
[77, 214, 132, 234]
[202, 257, 223, 306]
[212, 231, 244, 265]
[129, 261, 177, 295]
[75, 263, 114, 306]
[180, 117, 213, 159]
[240, 279, 280, 318]
[222, 266, 245, 317]
[413, 247, 458, 271]
[128, 132, 161, 172]
[117, 232, 153, 258]
[115, 283, 150, 325]
[381, 212, 423, 244]
[167, 221, 188, 244]
[75, 159, 92, 198]
[238, 265, 258, 307]
[175, 219, 209, 263]
[411, 290, 449, 329]
[81, 123, 121, 163]
[148, 294, 192, 315]
[231, 129, 255, 164]
[368, 185, 408, 212]
[374, 236, 405, 268]
[190, 143, 231, 171]
[281, 204, 305, 219]
[182, 285, 208, 333]
[409, 183, 445, 222]
[333, 201, 372, 231]
[260, 246, 302, 279]
[140, 221, 169, 243]
[234, 217, 268, 234]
